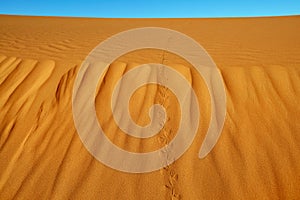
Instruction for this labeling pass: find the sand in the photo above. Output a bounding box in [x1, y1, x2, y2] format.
[0, 14, 299, 199]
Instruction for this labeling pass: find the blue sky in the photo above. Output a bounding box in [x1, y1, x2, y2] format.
[0, 0, 299, 18]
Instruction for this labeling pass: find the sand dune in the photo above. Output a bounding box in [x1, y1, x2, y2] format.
[0, 15, 300, 199]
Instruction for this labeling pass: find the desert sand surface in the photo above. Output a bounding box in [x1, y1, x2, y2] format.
[0, 14, 300, 199]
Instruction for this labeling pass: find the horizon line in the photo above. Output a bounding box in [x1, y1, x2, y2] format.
[1, 13, 300, 20]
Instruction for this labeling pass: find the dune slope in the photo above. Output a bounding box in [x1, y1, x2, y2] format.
[0, 15, 300, 199]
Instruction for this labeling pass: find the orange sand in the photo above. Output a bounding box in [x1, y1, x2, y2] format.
[0, 15, 300, 199]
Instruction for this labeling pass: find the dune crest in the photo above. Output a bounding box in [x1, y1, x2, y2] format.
[0, 15, 300, 199]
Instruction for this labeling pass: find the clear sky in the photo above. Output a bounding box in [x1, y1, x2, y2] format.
[0, 0, 299, 18]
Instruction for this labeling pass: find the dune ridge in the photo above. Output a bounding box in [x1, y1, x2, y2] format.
[0, 15, 300, 199]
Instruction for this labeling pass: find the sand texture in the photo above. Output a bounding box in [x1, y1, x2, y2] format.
[0, 15, 300, 199]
